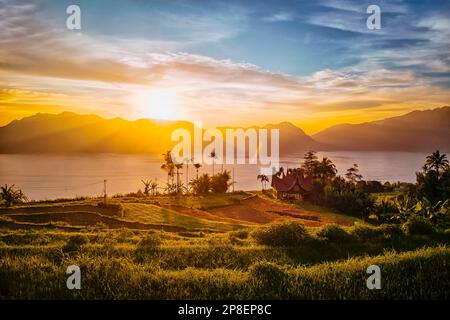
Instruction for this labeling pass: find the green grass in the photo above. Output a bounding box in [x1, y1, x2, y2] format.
[1, 193, 449, 299]
[1, 244, 448, 299]
[122, 203, 246, 232]
[1, 221, 450, 299]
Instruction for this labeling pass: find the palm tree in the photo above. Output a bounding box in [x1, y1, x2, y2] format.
[209, 149, 217, 175]
[161, 151, 175, 192]
[183, 157, 192, 192]
[175, 163, 184, 194]
[194, 163, 202, 179]
[316, 157, 337, 182]
[257, 174, 269, 190]
[425, 150, 449, 174]
[141, 180, 151, 196]
[150, 180, 158, 196]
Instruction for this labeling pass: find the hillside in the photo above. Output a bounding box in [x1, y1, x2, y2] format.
[0, 112, 194, 154]
[313, 107, 450, 152]
[0, 107, 449, 154]
[0, 112, 324, 155]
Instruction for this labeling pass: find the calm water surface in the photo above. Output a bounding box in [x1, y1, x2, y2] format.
[0, 152, 428, 200]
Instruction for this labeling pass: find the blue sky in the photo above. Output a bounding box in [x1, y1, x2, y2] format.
[37, 0, 449, 77]
[1, 0, 450, 132]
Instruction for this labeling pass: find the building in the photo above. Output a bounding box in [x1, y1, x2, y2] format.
[271, 168, 313, 199]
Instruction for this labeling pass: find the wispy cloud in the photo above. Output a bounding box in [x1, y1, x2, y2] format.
[262, 12, 294, 22]
[0, 0, 449, 133]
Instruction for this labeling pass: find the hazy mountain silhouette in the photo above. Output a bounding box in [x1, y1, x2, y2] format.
[0, 112, 194, 154]
[313, 107, 450, 152]
[0, 107, 449, 154]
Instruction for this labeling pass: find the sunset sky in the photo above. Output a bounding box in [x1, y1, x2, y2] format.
[1, 0, 449, 133]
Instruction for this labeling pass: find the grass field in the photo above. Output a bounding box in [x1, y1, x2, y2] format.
[0, 192, 449, 299]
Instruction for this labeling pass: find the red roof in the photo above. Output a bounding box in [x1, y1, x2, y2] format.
[271, 170, 313, 193]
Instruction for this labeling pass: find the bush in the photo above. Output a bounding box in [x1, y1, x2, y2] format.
[137, 234, 161, 249]
[316, 224, 352, 242]
[351, 224, 382, 241]
[402, 216, 436, 235]
[63, 235, 89, 252]
[249, 261, 287, 294]
[252, 221, 310, 246]
[324, 188, 375, 218]
[190, 174, 211, 195]
[229, 230, 249, 240]
[378, 224, 403, 238]
[210, 170, 232, 193]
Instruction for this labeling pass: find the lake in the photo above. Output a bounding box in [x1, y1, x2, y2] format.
[0, 151, 429, 200]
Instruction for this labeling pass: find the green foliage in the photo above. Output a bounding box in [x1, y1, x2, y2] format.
[252, 221, 310, 246]
[378, 224, 403, 238]
[351, 224, 383, 241]
[190, 173, 211, 195]
[316, 224, 352, 242]
[210, 170, 232, 193]
[249, 261, 287, 297]
[324, 187, 375, 218]
[402, 216, 436, 236]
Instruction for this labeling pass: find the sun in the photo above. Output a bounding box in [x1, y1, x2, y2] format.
[136, 89, 181, 120]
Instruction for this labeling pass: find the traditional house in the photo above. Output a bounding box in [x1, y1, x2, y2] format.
[271, 168, 313, 199]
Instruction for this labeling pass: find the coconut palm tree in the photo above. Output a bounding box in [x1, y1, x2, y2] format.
[425, 150, 449, 174]
[194, 163, 202, 179]
[161, 151, 175, 192]
[175, 163, 184, 194]
[257, 174, 270, 190]
[209, 149, 217, 175]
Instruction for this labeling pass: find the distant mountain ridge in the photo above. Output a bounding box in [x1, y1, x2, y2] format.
[313, 107, 450, 152]
[0, 107, 449, 154]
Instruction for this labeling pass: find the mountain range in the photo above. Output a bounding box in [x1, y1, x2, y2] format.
[0, 107, 448, 154]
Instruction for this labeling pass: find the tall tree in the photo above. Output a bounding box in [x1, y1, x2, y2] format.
[161, 151, 175, 192]
[209, 149, 217, 175]
[193, 163, 202, 179]
[316, 157, 337, 182]
[301, 150, 319, 177]
[425, 150, 449, 174]
[345, 163, 363, 183]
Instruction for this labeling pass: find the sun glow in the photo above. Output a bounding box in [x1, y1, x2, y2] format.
[136, 89, 181, 120]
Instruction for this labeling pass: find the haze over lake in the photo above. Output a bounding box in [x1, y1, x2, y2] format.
[0, 152, 428, 200]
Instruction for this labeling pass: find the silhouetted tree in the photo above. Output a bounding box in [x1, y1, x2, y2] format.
[211, 170, 232, 193]
[141, 180, 151, 196]
[425, 150, 449, 174]
[0, 184, 27, 207]
[301, 150, 319, 177]
[345, 164, 363, 183]
[190, 174, 211, 195]
[161, 151, 175, 193]
[257, 174, 270, 190]
[194, 163, 202, 179]
[209, 149, 217, 175]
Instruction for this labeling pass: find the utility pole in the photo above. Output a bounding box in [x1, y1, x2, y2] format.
[103, 179, 107, 205]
